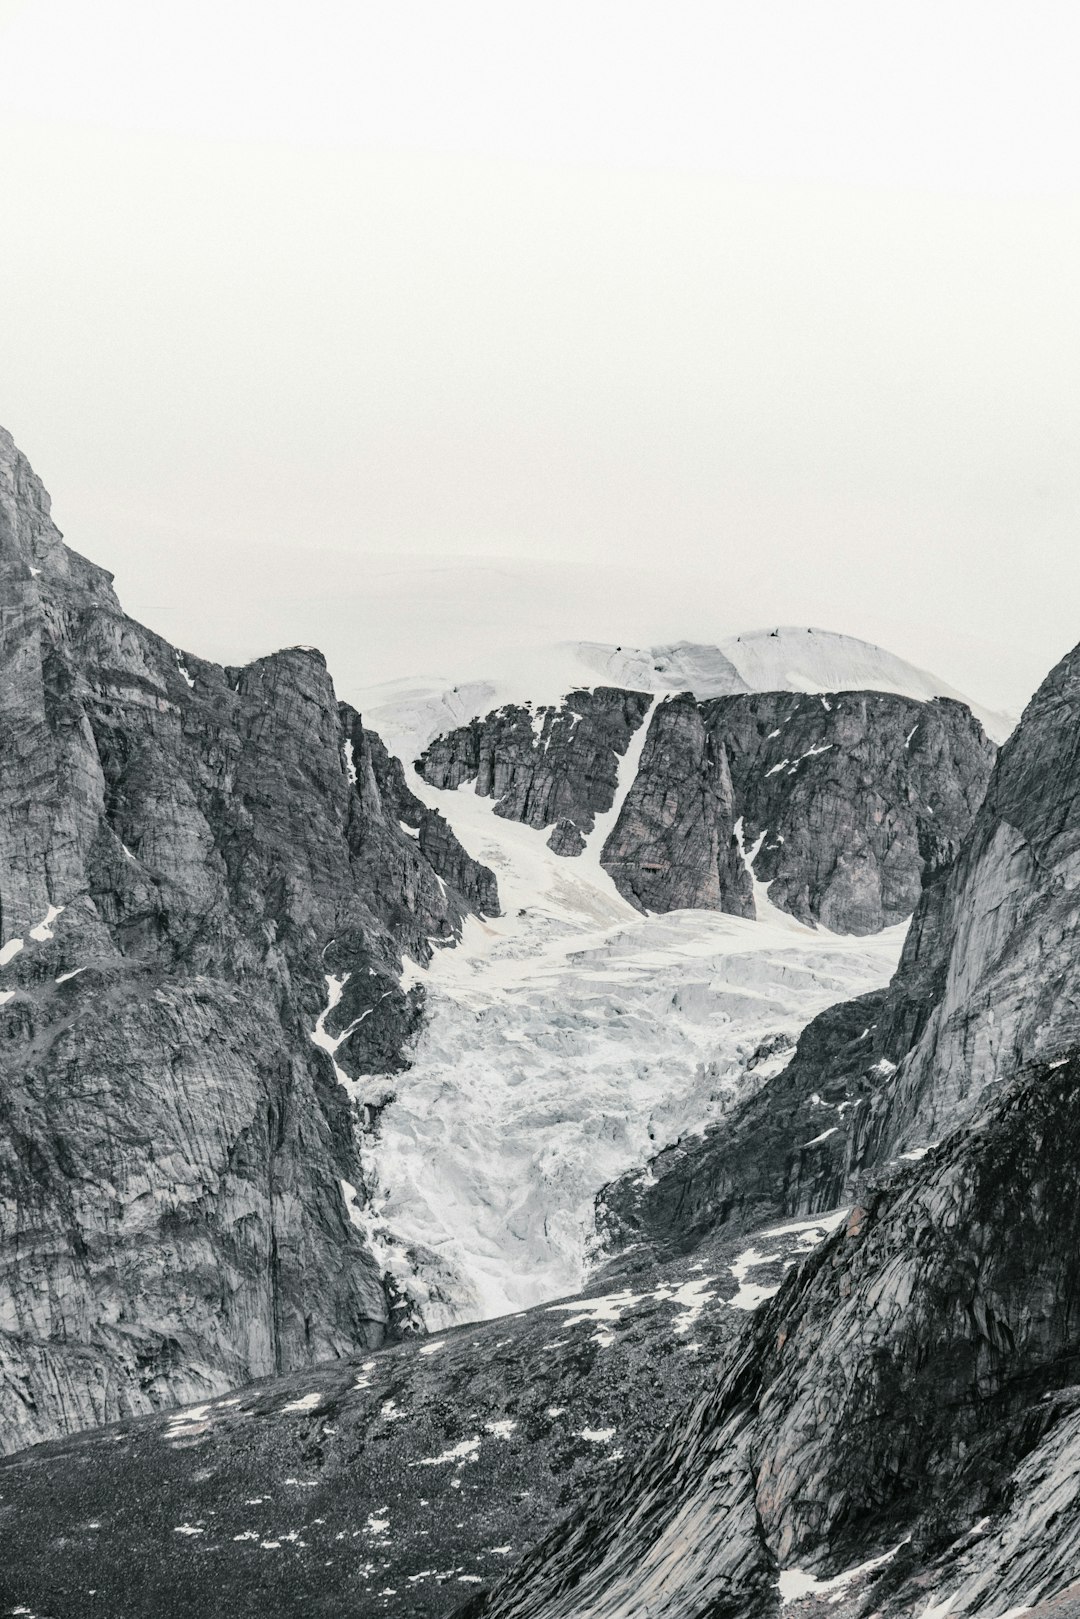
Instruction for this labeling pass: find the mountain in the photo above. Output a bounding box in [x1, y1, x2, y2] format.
[358, 628, 1015, 769]
[0, 426, 498, 1452]
[4, 424, 1072, 1619]
[444, 635, 1080, 1618]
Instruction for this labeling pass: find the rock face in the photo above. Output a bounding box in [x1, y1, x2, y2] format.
[416, 687, 654, 854]
[419, 684, 994, 934]
[0, 428, 498, 1455]
[601, 688, 994, 932]
[597, 692, 755, 918]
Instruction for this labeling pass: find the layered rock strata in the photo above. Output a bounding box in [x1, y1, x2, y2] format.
[0, 427, 498, 1453]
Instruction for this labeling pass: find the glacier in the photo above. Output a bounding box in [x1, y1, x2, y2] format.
[349, 760, 907, 1329]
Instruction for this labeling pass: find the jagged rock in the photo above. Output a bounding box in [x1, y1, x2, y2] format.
[598, 692, 754, 916]
[418, 682, 994, 935]
[601, 688, 994, 932]
[416, 687, 654, 854]
[545, 817, 586, 856]
[0, 428, 498, 1454]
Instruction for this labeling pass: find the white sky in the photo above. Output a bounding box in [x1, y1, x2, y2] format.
[1, 0, 1079, 712]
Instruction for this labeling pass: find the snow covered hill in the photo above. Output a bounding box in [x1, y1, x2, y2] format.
[357, 626, 1014, 766]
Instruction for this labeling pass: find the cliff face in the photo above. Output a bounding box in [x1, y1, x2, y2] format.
[600, 688, 993, 932]
[417, 686, 654, 856]
[0, 428, 497, 1454]
[418, 684, 995, 935]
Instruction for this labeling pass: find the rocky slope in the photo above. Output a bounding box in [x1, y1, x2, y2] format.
[0, 427, 498, 1454]
[0, 1200, 847, 1619]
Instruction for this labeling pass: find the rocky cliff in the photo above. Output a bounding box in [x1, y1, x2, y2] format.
[418, 685, 994, 934]
[0, 428, 498, 1454]
[603, 687, 992, 931]
[417, 686, 654, 856]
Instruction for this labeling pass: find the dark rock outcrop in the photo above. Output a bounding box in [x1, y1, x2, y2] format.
[601, 688, 994, 932]
[416, 687, 654, 855]
[597, 692, 755, 917]
[0, 427, 498, 1454]
[418, 682, 994, 935]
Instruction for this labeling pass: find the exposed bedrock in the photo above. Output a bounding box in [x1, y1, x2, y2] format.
[0, 427, 498, 1453]
[601, 687, 994, 933]
[418, 681, 995, 934]
[415, 686, 654, 854]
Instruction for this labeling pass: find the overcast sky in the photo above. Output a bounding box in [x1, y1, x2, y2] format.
[1, 1, 1078, 713]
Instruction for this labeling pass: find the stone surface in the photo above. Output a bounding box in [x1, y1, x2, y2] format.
[601, 688, 994, 932]
[415, 687, 654, 856]
[0, 427, 498, 1454]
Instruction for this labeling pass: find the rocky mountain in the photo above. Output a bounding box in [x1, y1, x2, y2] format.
[4, 422, 1074, 1619]
[0, 427, 498, 1454]
[418, 685, 994, 934]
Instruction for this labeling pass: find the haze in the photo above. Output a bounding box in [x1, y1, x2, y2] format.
[1, 0, 1078, 715]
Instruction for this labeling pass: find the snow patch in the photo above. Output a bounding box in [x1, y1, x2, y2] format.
[279, 1391, 323, 1415]
[778, 1540, 905, 1603]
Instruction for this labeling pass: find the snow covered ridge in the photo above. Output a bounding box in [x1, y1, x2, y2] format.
[356, 626, 1014, 763]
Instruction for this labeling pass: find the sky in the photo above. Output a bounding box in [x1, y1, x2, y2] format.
[1, 0, 1078, 714]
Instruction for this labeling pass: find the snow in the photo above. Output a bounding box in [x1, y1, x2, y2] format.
[800, 1126, 840, 1147]
[728, 1245, 784, 1311]
[352, 770, 907, 1329]
[279, 1391, 323, 1414]
[577, 1427, 616, 1444]
[55, 967, 87, 983]
[778, 1540, 905, 1603]
[356, 626, 1014, 762]
[0, 939, 24, 967]
[343, 738, 357, 784]
[29, 904, 63, 941]
[175, 652, 195, 689]
[413, 1438, 482, 1467]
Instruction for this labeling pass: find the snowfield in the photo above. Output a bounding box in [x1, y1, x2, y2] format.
[358, 625, 1014, 765]
[348, 762, 907, 1329]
